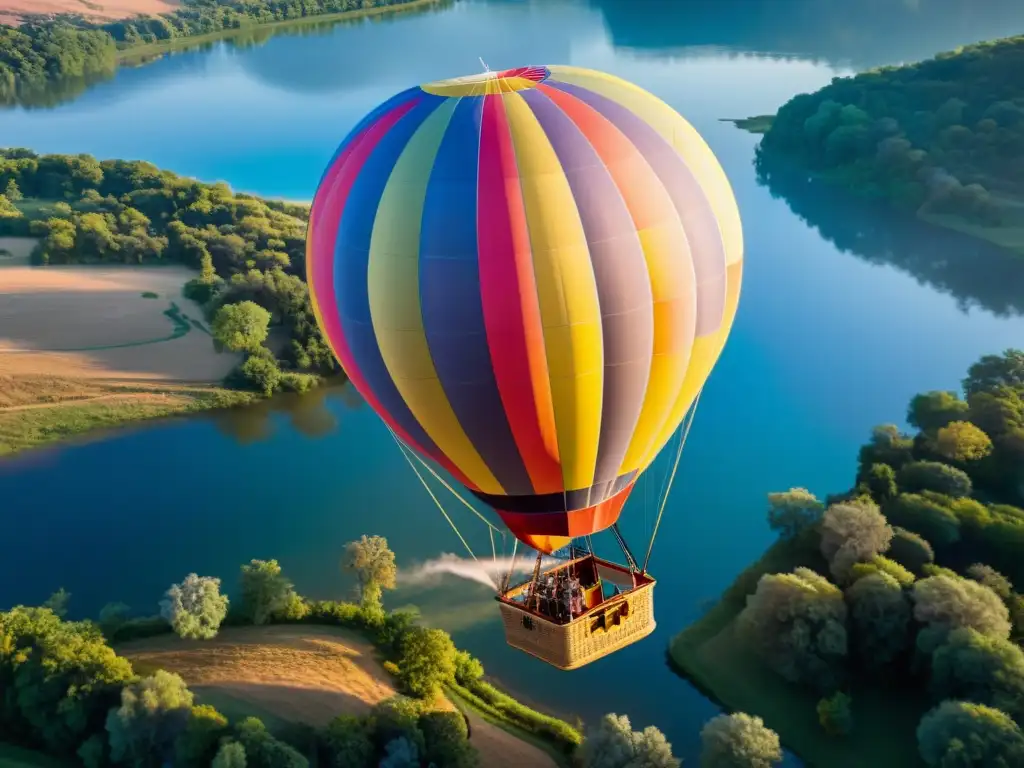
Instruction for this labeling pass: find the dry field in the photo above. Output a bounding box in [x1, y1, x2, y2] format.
[0, 0, 176, 25]
[0, 263, 239, 384]
[121, 626, 558, 768]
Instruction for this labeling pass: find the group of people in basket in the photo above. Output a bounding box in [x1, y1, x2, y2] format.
[528, 569, 586, 622]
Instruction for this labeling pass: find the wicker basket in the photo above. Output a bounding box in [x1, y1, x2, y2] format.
[496, 556, 656, 670]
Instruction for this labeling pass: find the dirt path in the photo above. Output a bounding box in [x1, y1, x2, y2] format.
[119, 625, 558, 767]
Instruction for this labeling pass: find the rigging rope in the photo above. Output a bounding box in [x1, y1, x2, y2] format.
[388, 429, 478, 561]
[642, 388, 704, 574]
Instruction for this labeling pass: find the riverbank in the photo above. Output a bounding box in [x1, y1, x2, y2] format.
[116, 0, 446, 65]
[668, 534, 925, 768]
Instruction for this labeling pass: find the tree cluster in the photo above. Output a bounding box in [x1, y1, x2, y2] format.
[0, 148, 337, 394]
[760, 35, 1024, 225]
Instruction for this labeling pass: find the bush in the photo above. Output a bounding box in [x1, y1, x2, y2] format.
[699, 712, 782, 767]
[419, 710, 478, 768]
[397, 626, 457, 699]
[453, 649, 484, 686]
[897, 461, 972, 498]
[887, 527, 935, 574]
[371, 696, 425, 755]
[457, 679, 582, 749]
[849, 555, 915, 587]
[107, 614, 173, 643]
[817, 692, 854, 737]
[323, 715, 374, 768]
[917, 701, 1024, 766]
[159, 573, 229, 640]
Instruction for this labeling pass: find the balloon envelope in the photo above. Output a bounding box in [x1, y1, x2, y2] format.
[307, 65, 742, 553]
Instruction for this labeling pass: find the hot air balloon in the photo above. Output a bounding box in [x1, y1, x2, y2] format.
[307, 64, 742, 670]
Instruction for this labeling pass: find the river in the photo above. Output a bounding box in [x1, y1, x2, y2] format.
[2, 0, 1024, 762]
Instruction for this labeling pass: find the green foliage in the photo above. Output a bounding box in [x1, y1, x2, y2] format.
[234, 717, 308, 768]
[106, 615, 173, 644]
[342, 535, 398, 618]
[845, 572, 912, 668]
[699, 712, 781, 768]
[159, 573, 229, 640]
[323, 715, 374, 768]
[934, 421, 994, 463]
[450, 677, 582, 750]
[175, 704, 229, 767]
[820, 499, 893, 581]
[911, 574, 1011, 653]
[453, 649, 484, 686]
[42, 588, 70, 618]
[370, 697, 425, 755]
[396, 626, 456, 700]
[375, 607, 420, 656]
[238, 559, 297, 626]
[0, 606, 134, 755]
[579, 713, 679, 768]
[887, 527, 935, 574]
[766, 488, 824, 539]
[907, 391, 970, 432]
[965, 563, 1013, 600]
[930, 627, 1024, 722]
[379, 737, 418, 768]
[737, 568, 848, 691]
[211, 740, 247, 768]
[231, 349, 282, 396]
[106, 670, 194, 767]
[212, 301, 271, 353]
[863, 463, 897, 502]
[848, 555, 916, 587]
[883, 494, 962, 548]
[4, 179, 22, 201]
[419, 710, 478, 768]
[897, 461, 973, 498]
[916, 701, 1024, 767]
[963, 350, 1024, 396]
[816, 692, 854, 737]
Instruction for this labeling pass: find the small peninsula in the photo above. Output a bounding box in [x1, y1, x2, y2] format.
[739, 34, 1024, 256]
[671, 349, 1024, 767]
[0, 149, 334, 457]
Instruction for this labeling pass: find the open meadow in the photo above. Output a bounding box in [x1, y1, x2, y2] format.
[121, 626, 558, 768]
[0, 0, 176, 25]
[0, 261, 250, 456]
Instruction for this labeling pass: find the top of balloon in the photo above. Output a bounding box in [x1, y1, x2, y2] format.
[421, 65, 553, 96]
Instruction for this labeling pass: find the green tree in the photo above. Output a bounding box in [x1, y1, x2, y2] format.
[963, 350, 1024, 396]
[453, 649, 484, 686]
[98, 601, 131, 635]
[965, 564, 1013, 600]
[848, 555, 915, 587]
[419, 710, 479, 768]
[579, 713, 680, 768]
[907, 391, 970, 431]
[106, 670, 194, 767]
[887, 527, 935, 575]
[323, 714, 374, 768]
[342, 535, 397, 619]
[4, 178, 22, 201]
[233, 717, 307, 768]
[176, 704, 229, 767]
[864, 463, 897, 502]
[380, 737, 419, 768]
[766, 488, 824, 539]
[897, 461, 972, 498]
[212, 741, 247, 768]
[820, 500, 893, 581]
[934, 421, 993, 463]
[917, 701, 1024, 767]
[931, 627, 1024, 722]
[912, 574, 1011, 653]
[159, 573, 229, 640]
[234, 349, 282, 396]
[883, 494, 962, 548]
[699, 712, 782, 768]
[42, 587, 70, 617]
[846, 572, 912, 668]
[371, 697, 425, 755]
[817, 692, 853, 737]
[737, 568, 848, 691]
[239, 559, 296, 626]
[397, 626, 457, 700]
[212, 301, 271, 353]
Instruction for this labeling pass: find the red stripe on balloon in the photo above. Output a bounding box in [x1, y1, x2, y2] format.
[477, 93, 563, 495]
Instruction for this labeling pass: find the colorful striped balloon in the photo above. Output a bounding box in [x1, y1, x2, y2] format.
[307, 65, 742, 554]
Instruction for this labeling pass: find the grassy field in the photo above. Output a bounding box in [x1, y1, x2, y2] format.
[0, 743, 68, 767]
[120, 625, 558, 768]
[117, 0, 444, 64]
[668, 535, 927, 768]
[0, 374, 255, 456]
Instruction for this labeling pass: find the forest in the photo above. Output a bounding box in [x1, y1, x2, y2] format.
[0, 148, 336, 396]
[759, 35, 1024, 231]
[0, 0, 427, 104]
[673, 349, 1024, 767]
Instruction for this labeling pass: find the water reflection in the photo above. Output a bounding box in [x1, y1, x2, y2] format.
[210, 382, 355, 444]
[589, 0, 1024, 68]
[754, 150, 1024, 318]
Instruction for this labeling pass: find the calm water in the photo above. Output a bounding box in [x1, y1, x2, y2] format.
[3, 0, 1024, 762]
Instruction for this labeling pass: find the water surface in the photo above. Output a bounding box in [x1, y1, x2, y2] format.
[3, 0, 1024, 762]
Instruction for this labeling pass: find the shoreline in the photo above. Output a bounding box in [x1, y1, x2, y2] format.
[116, 0, 446, 65]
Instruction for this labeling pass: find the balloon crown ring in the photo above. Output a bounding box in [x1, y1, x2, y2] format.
[421, 65, 551, 97]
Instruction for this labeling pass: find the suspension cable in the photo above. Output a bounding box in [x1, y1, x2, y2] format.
[389, 431, 477, 561]
[642, 388, 704, 574]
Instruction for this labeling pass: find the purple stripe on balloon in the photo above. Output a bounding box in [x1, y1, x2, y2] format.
[546, 81, 726, 337]
[519, 88, 654, 488]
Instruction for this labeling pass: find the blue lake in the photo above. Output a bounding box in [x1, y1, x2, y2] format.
[3, 0, 1024, 762]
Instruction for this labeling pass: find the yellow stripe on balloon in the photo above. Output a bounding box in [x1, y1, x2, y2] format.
[367, 96, 504, 495]
[547, 65, 743, 269]
[503, 90, 604, 493]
